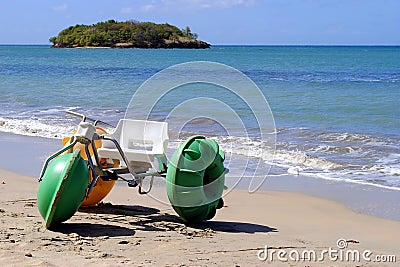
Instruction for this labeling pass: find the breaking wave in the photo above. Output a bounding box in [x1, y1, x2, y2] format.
[0, 115, 399, 190]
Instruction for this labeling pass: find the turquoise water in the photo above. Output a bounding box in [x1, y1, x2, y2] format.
[0, 45, 399, 189]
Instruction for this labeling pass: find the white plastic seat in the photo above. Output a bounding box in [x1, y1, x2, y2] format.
[97, 119, 168, 172]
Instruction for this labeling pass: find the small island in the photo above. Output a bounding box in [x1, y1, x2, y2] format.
[49, 20, 210, 49]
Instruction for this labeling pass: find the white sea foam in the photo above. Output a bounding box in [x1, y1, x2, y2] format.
[298, 171, 400, 191]
[208, 134, 400, 189]
[1, 116, 399, 189]
[0, 117, 74, 139]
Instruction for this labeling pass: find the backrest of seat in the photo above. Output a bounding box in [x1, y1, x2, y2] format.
[101, 120, 124, 149]
[119, 119, 168, 154]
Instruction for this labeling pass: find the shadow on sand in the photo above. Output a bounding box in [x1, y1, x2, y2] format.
[50, 203, 277, 237]
[193, 221, 277, 234]
[51, 222, 135, 237]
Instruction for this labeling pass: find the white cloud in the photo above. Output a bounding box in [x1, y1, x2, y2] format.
[140, 4, 156, 12]
[203, 0, 257, 9]
[140, 0, 257, 12]
[52, 3, 68, 12]
[120, 7, 134, 14]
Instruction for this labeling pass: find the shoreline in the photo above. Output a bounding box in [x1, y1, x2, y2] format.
[1, 131, 399, 221]
[0, 168, 399, 266]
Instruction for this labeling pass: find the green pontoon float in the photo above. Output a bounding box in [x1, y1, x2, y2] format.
[37, 111, 228, 228]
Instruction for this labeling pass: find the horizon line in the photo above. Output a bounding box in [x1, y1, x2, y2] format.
[1, 43, 400, 47]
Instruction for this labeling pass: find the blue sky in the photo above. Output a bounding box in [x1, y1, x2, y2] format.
[1, 0, 399, 45]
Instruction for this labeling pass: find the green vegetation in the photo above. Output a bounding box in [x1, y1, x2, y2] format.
[49, 20, 210, 48]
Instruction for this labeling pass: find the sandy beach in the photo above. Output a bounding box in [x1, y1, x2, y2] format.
[0, 167, 398, 266]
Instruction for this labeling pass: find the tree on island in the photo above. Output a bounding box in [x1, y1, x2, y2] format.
[49, 20, 210, 49]
[182, 26, 198, 40]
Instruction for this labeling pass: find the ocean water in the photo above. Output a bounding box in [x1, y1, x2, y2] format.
[0, 45, 399, 189]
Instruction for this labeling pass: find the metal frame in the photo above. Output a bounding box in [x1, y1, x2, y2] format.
[39, 111, 165, 196]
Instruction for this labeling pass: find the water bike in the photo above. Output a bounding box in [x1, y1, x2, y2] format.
[37, 111, 228, 228]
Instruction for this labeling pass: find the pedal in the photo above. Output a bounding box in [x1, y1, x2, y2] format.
[128, 180, 138, 187]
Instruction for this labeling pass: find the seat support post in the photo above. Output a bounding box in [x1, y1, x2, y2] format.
[101, 136, 139, 180]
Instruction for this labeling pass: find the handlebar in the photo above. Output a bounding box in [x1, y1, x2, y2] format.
[66, 109, 115, 128]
